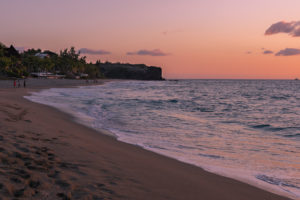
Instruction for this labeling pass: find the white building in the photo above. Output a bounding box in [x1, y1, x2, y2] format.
[35, 53, 49, 59]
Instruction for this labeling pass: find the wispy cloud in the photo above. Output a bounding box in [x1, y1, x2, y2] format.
[265, 21, 300, 37]
[245, 51, 252, 54]
[79, 48, 111, 55]
[275, 48, 300, 56]
[127, 49, 169, 56]
[263, 50, 274, 54]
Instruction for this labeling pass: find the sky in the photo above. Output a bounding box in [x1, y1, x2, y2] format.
[1, 0, 300, 79]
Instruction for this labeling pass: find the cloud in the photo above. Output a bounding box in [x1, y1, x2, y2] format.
[263, 50, 273, 54]
[245, 51, 252, 54]
[79, 48, 111, 55]
[127, 49, 169, 56]
[275, 48, 300, 56]
[265, 21, 300, 37]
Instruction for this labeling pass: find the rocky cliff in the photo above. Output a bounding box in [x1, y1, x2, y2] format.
[98, 63, 164, 80]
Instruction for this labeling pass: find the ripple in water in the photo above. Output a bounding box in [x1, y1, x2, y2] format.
[25, 80, 300, 199]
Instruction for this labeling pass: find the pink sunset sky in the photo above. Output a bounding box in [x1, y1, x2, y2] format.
[1, 0, 300, 79]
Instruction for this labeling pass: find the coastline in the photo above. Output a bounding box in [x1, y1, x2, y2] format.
[0, 79, 291, 199]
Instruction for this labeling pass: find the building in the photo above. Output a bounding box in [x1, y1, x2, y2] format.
[35, 53, 49, 59]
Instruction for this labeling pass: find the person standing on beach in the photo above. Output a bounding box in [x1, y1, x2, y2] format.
[17, 80, 21, 88]
[13, 80, 16, 88]
[23, 79, 26, 88]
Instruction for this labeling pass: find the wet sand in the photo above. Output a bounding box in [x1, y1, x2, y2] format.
[0, 79, 290, 199]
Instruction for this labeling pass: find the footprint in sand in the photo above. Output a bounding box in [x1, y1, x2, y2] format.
[56, 192, 71, 200]
[55, 179, 70, 189]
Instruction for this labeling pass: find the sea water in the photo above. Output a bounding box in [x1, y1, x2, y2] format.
[25, 80, 300, 199]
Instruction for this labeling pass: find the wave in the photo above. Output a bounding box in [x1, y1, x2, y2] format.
[283, 133, 300, 138]
[24, 80, 300, 199]
[198, 153, 224, 159]
[256, 175, 300, 197]
[251, 124, 271, 129]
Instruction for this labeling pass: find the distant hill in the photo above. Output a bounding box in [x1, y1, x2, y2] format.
[97, 62, 163, 80]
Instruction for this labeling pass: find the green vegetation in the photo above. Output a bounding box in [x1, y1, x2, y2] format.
[0, 42, 163, 80]
[0, 43, 103, 79]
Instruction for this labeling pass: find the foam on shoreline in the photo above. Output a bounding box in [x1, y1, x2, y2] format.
[23, 80, 299, 199]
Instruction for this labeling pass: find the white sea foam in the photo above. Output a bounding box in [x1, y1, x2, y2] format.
[25, 80, 300, 199]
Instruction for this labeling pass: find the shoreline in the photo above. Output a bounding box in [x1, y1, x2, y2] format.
[0, 79, 291, 199]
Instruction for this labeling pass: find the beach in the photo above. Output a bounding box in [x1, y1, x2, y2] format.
[0, 79, 290, 199]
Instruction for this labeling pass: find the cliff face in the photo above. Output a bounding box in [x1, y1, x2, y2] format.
[98, 63, 164, 80]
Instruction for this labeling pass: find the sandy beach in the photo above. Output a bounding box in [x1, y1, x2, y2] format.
[0, 79, 290, 200]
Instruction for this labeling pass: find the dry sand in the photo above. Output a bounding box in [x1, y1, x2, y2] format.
[0, 79, 290, 199]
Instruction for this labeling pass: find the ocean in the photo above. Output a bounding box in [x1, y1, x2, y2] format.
[25, 79, 300, 199]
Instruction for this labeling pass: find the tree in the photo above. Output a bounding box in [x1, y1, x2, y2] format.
[58, 47, 87, 75]
[84, 64, 103, 78]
